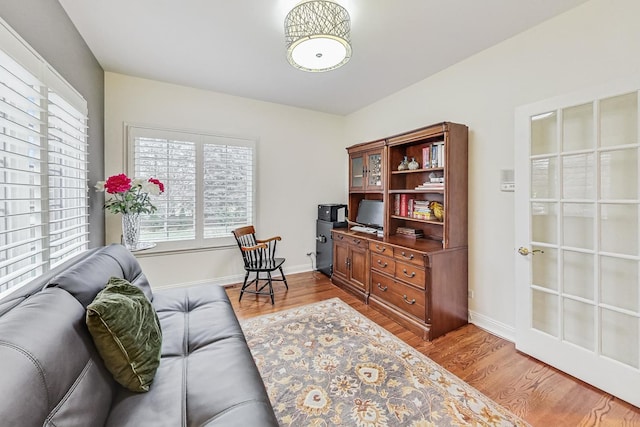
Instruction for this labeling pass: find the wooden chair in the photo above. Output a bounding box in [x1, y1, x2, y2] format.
[232, 225, 288, 304]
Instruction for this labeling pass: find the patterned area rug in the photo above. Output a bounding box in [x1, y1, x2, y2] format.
[241, 298, 528, 426]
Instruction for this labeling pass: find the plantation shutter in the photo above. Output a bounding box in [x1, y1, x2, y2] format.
[130, 129, 197, 242]
[128, 125, 256, 250]
[0, 48, 47, 292]
[0, 19, 89, 295]
[203, 140, 254, 238]
[46, 82, 89, 266]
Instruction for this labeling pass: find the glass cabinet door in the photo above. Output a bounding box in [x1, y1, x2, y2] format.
[367, 152, 382, 188]
[350, 155, 364, 189]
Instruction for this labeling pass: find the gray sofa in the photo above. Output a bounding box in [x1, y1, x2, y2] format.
[0, 244, 278, 427]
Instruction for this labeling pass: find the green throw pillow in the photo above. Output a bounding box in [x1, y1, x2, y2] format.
[86, 277, 162, 392]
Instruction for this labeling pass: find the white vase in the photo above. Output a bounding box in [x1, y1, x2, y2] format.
[121, 213, 141, 250]
[408, 157, 419, 170]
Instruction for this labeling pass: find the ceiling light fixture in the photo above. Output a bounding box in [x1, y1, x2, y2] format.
[284, 0, 352, 72]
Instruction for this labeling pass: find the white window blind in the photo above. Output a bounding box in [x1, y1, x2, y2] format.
[0, 19, 88, 294]
[128, 126, 256, 250]
[47, 90, 89, 266]
[0, 49, 46, 292]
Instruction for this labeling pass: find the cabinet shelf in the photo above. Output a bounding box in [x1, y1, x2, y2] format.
[391, 167, 444, 175]
[389, 189, 444, 194]
[391, 215, 443, 225]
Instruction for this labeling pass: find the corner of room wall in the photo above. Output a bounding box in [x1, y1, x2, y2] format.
[104, 72, 349, 287]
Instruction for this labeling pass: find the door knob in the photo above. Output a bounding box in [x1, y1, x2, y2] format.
[518, 247, 544, 256]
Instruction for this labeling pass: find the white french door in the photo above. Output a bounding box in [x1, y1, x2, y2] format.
[515, 77, 640, 407]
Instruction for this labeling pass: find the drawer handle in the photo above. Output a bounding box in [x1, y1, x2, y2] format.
[375, 244, 386, 252]
[376, 259, 388, 268]
[352, 239, 361, 245]
[337, 235, 344, 240]
[401, 251, 414, 260]
[402, 268, 416, 278]
[377, 283, 388, 292]
[402, 295, 416, 305]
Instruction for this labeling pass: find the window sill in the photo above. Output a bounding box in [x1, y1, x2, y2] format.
[131, 243, 237, 258]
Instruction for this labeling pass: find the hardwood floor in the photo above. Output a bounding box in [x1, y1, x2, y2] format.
[226, 271, 640, 427]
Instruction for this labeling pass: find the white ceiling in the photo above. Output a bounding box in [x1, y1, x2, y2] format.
[58, 0, 589, 116]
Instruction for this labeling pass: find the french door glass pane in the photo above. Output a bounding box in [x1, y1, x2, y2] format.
[531, 111, 557, 155]
[563, 103, 594, 151]
[532, 202, 557, 244]
[563, 153, 595, 200]
[563, 203, 594, 249]
[600, 256, 639, 312]
[600, 204, 638, 256]
[531, 157, 557, 199]
[563, 251, 594, 301]
[600, 92, 637, 148]
[532, 289, 558, 337]
[601, 308, 639, 368]
[532, 247, 558, 291]
[563, 298, 595, 351]
[600, 148, 638, 200]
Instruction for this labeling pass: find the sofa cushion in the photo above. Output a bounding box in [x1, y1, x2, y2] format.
[48, 244, 153, 307]
[105, 284, 278, 426]
[0, 288, 116, 427]
[86, 277, 162, 392]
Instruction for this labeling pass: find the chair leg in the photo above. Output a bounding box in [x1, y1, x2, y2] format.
[239, 271, 250, 302]
[279, 267, 289, 290]
[267, 271, 274, 305]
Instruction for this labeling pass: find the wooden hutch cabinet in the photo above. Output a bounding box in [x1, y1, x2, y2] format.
[332, 122, 468, 341]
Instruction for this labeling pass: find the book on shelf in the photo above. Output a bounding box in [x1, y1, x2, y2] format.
[395, 197, 436, 220]
[411, 200, 432, 220]
[399, 194, 408, 217]
[394, 194, 400, 215]
[415, 182, 445, 190]
[422, 146, 430, 170]
[429, 142, 445, 168]
[396, 226, 424, 238]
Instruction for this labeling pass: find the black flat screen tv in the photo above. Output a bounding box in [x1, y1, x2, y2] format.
[355, 199, 384, 229]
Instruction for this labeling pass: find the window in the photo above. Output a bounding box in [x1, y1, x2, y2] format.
[0, 19, 88, 295]
[127, 125, 255, 250]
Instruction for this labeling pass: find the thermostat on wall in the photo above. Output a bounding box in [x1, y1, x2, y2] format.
[500, 169, 515, 192]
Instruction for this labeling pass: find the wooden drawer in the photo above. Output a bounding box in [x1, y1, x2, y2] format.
[347, 235, 367, 248]
[371, 272, 426, 321]
[369, 241, 394, 257]
[333, 233, 367, 249]
[394, 248, 427, 267]
[371, 253, 395, 274]
[394, 261, 425, 289]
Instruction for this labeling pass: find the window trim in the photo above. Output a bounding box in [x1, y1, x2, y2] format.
[124, 123, 257, 253]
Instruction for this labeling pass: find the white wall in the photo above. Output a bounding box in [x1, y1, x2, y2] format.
[104, 72, 347, 288]
[345, 0, 640, 339]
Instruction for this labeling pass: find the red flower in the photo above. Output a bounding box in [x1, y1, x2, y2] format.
[148, 177, 165, 193]
[104, 174, 132, 194]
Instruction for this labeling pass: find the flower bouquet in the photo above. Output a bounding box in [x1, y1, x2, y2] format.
[96, 173, 165, 249]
